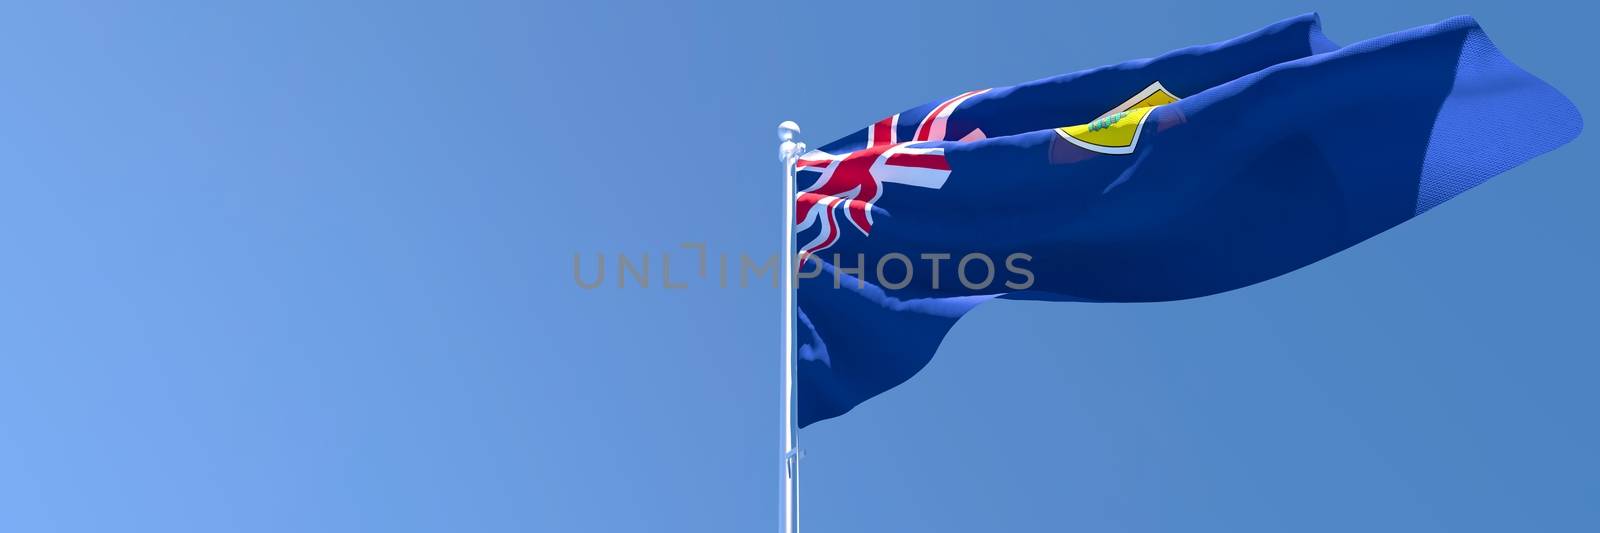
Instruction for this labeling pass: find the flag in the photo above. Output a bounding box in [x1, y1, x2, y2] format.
[795, 14, 1582, 427]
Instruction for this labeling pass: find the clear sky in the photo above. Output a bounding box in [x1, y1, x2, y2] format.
[0, 1, 1594, 532]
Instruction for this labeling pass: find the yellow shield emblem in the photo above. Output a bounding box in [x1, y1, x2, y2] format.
[1056, 81, 1180, 155]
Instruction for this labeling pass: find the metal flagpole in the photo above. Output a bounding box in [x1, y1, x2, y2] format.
[778, 121, 805, 533]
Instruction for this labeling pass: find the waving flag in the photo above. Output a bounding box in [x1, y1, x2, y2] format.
[795, 14, 1581, 427]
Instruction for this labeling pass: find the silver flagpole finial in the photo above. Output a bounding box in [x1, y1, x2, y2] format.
[779, 121, 806, 164]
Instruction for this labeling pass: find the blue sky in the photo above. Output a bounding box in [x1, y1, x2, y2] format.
[0, 1, 1595, 531]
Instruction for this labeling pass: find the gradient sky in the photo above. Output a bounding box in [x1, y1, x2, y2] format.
[0, 1, 1595, 532]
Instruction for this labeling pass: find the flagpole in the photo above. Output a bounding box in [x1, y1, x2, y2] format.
[778, 121, 805, 533]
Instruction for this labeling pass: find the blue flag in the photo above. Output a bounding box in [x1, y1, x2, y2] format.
[794, 14, 1581, 427]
